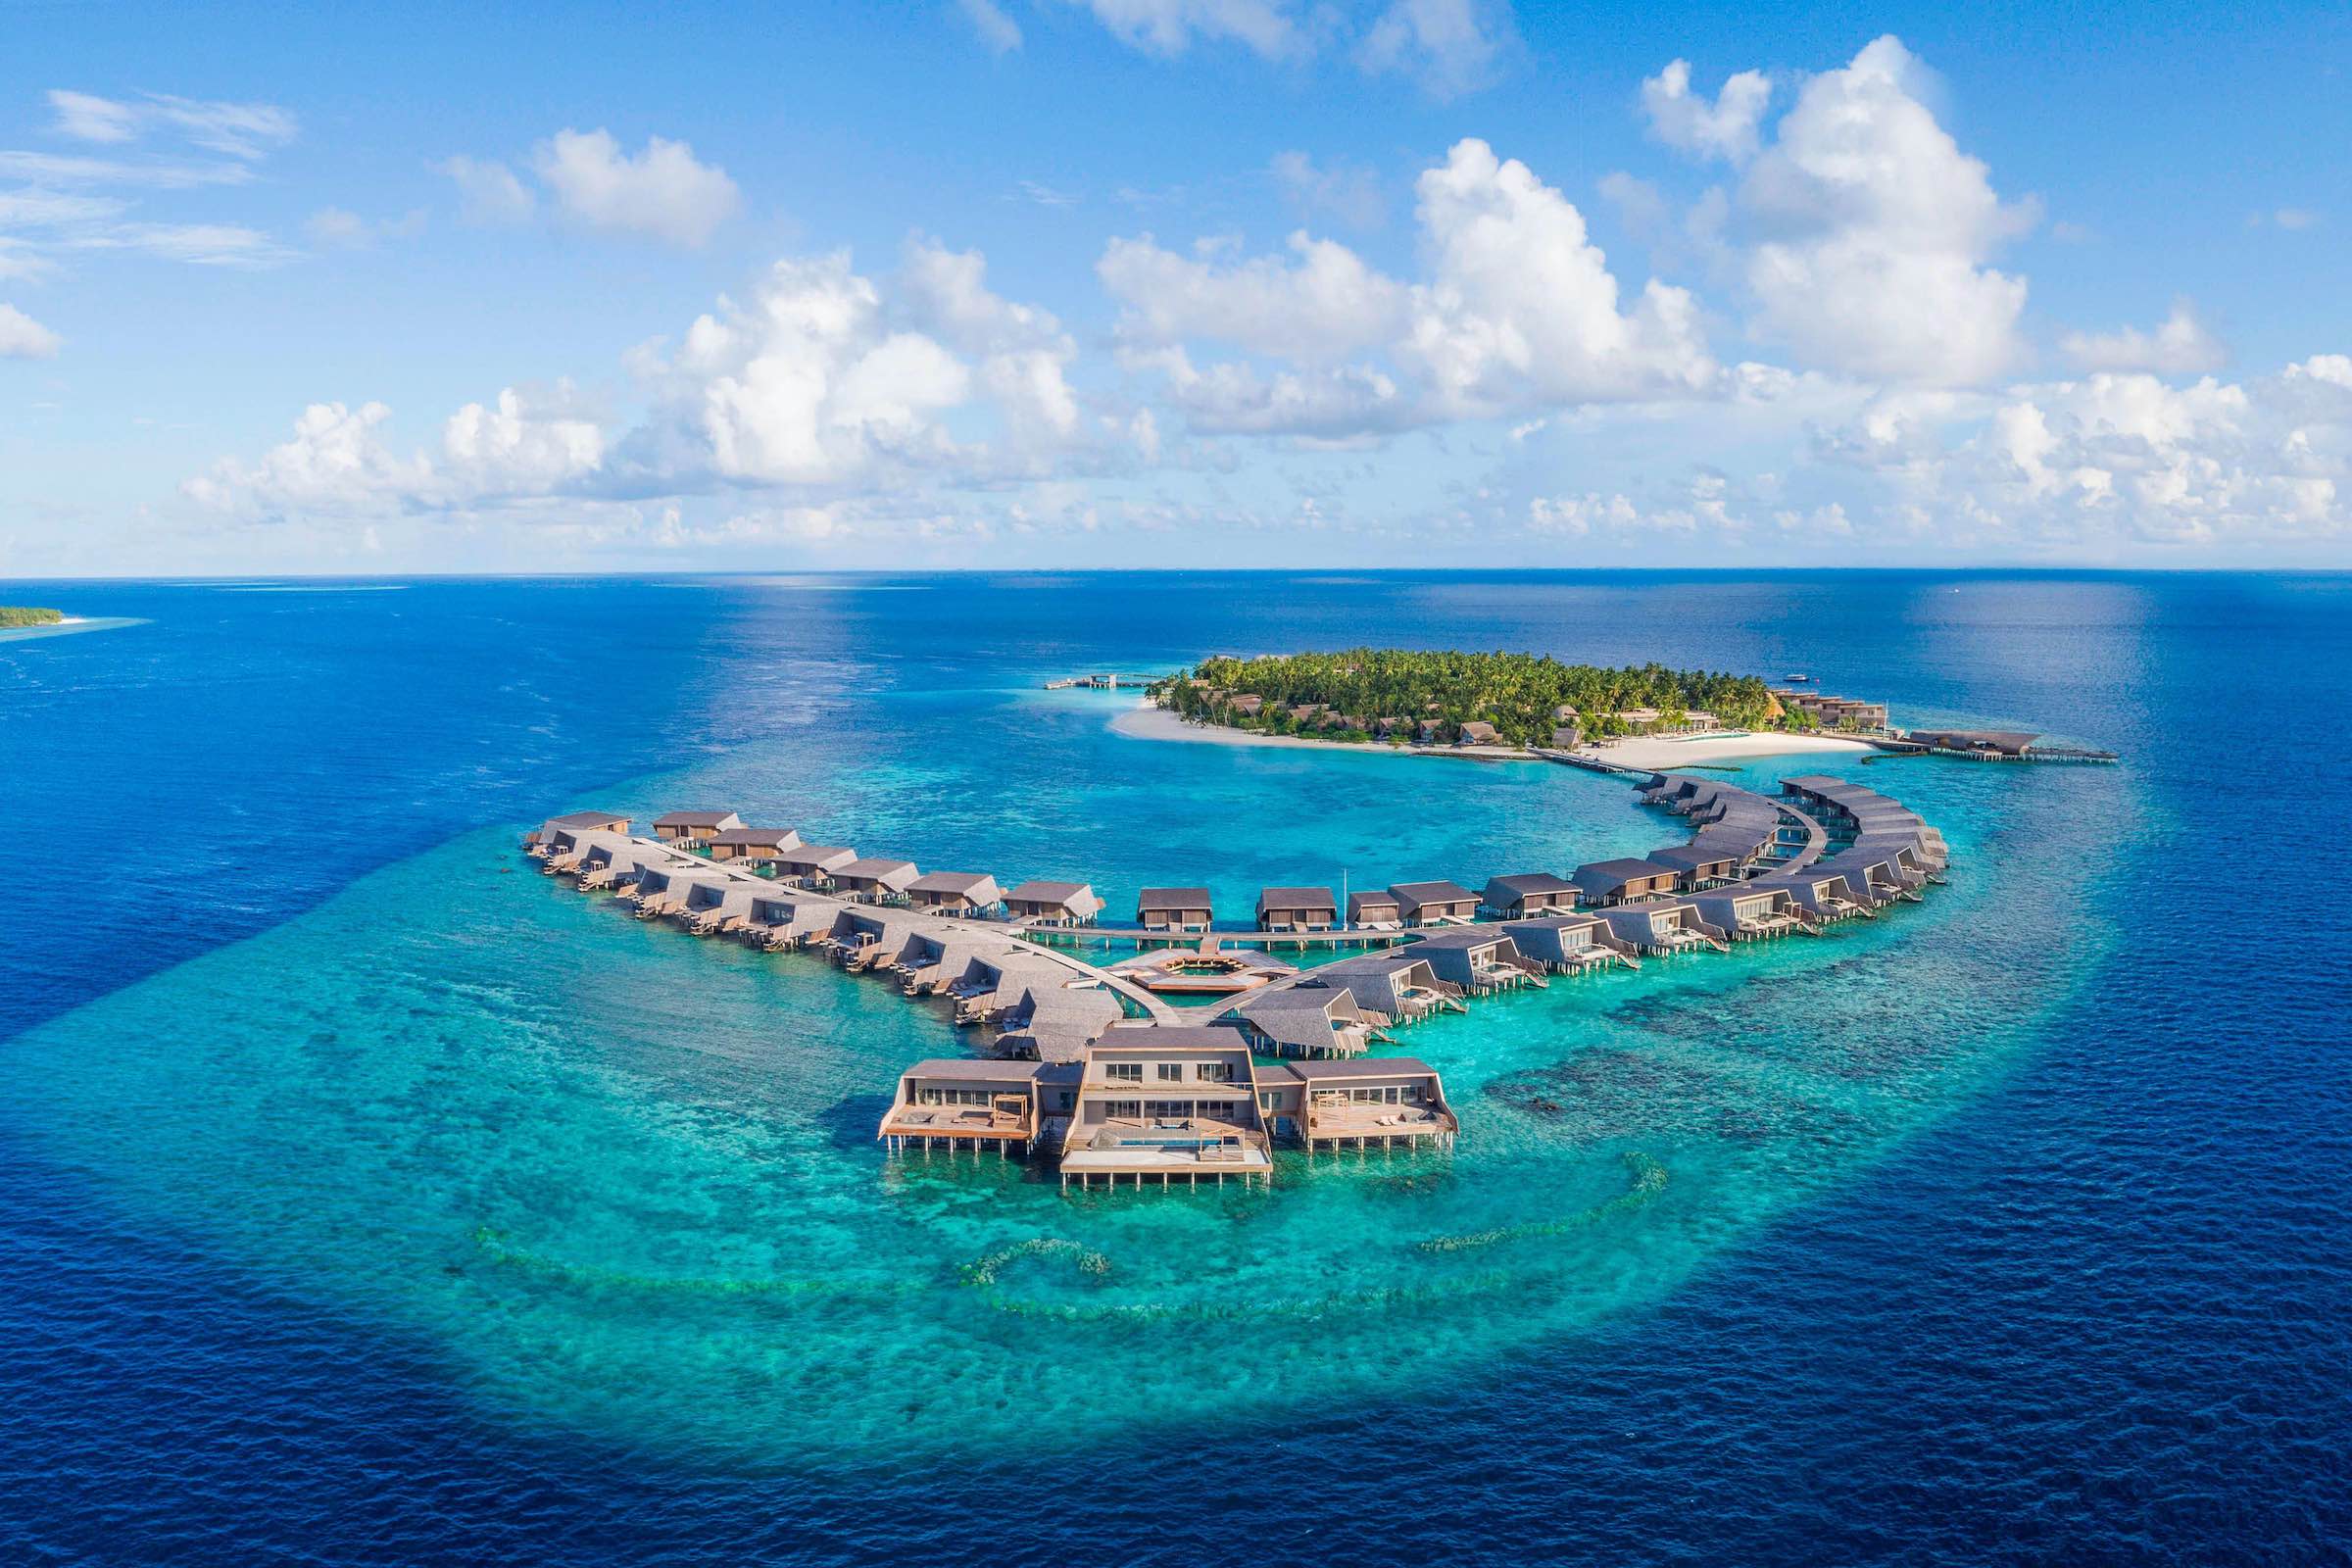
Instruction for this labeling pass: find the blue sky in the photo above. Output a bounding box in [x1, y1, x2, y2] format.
[3, 0, 2347, 574]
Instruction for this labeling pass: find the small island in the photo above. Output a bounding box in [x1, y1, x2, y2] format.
[0, 607, 67, 628]
[1148, 649, 1885, 750]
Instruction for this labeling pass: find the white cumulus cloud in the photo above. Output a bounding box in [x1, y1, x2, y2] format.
[530, 129, 740, 247]
[1640, 59, 1772, 162]
[0, 302, 61, 358]
[1099, 230, 1408, 364]
[1740, 35, 2034, 386]
[2060, 299, 2227, 375]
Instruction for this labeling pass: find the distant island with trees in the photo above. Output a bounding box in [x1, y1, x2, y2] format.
[1151, 650, 1875, 748]
[0, 607, 66, 628]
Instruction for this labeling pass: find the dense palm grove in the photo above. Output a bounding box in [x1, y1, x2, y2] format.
[0, 607, 64, 628]
[1152, 650, 1787, 747]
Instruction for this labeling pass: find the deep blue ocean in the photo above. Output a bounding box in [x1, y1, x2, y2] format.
[1, 572, 2346, 1566]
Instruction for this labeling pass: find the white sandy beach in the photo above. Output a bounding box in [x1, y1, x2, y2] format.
[1108, 698, 1880, 766]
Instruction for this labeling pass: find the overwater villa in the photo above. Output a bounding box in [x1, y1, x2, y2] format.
[877, 1059, 1066, 1156]
[1405, 929, 1547, 994]
[1482, 872, 1579, 919]
[832, 857, 920, 903]
[535, 756, 1954, 1196]
[1391, 879, 1480, 926]
[1254, 1058, 1458, 1151]
[1306, 955, 1462, 1024]
[771, 843, 858, 885]
[1256, 885, 1339, 932]
[1137, 886, 1214, 933]
[1234, 985, 1376, 1057]
[1003, 880, 1103, 927]
[1691, 885, 1808, 940]
[653, 809, 742, 848]
[1054, 1030, 1274, 1189]
[707, 825, 802, 863]
[1569, 858, 1683, 906]
[1501, 914, 1640, 972]
[1599, 902, 1731, 956]
[1903, 727, 2040, 759]
[906, 871, 1003, 917]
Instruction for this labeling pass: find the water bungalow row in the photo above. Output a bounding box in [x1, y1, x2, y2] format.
[525, 764, 1947, 1192]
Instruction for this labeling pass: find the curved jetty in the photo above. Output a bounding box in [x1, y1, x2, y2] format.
[524, 761, 1951, 1191]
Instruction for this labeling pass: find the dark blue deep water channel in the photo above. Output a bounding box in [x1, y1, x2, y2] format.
[1, 572, 2346, 1566]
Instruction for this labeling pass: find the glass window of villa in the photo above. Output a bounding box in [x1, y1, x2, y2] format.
[1199, 1062, 1232, 1082]
[1105, 1062, 1142, 1083]
[1155, 1062, 1183, 1082]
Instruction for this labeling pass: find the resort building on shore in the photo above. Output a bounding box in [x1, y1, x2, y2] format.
[832, 857, 920, 903]
[1482, 872, 1579, 919]
[653, 810, 742, 847]
[906, 871, 1003, 917]
[1256, 885, 1339, 932]
[1772, 689, 1890, 730]
[1137, 886, 1214, 933]
[1347, 889, 1403, 929]
[1003, 880, 1103, 927]
[1570, 858, 1683, 906]
[1391, 879, 1480, 926]
[707, 825, 802, 864]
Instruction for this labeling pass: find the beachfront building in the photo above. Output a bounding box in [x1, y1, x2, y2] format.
[1570, 857, 1683, 906]
[1391, 880, 1480, 926]
[1347, 889, 1404, 929]
[1057, 1030, 1273, 1189]
[1773, 690, 1890, 730]
[1457, 720, 1499, 746]
[1137, 886, 1214, 933]
[653, 810, 742, 848]
[1482, 872, 1579, 919]
[772, 843, 858, 886]
[1254, 1059, 1457, 1152]
[707, 825, 802, 864]
[875, 1059, 1055, 1155]
[1256, 885, 1339, 932]
[906, 872, 1003, 917]
[832, 857, 920, 904]
[1003, 880, 1103, 927]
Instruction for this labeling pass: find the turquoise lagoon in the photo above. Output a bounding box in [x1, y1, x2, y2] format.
[6, 670, 2124, 1465]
